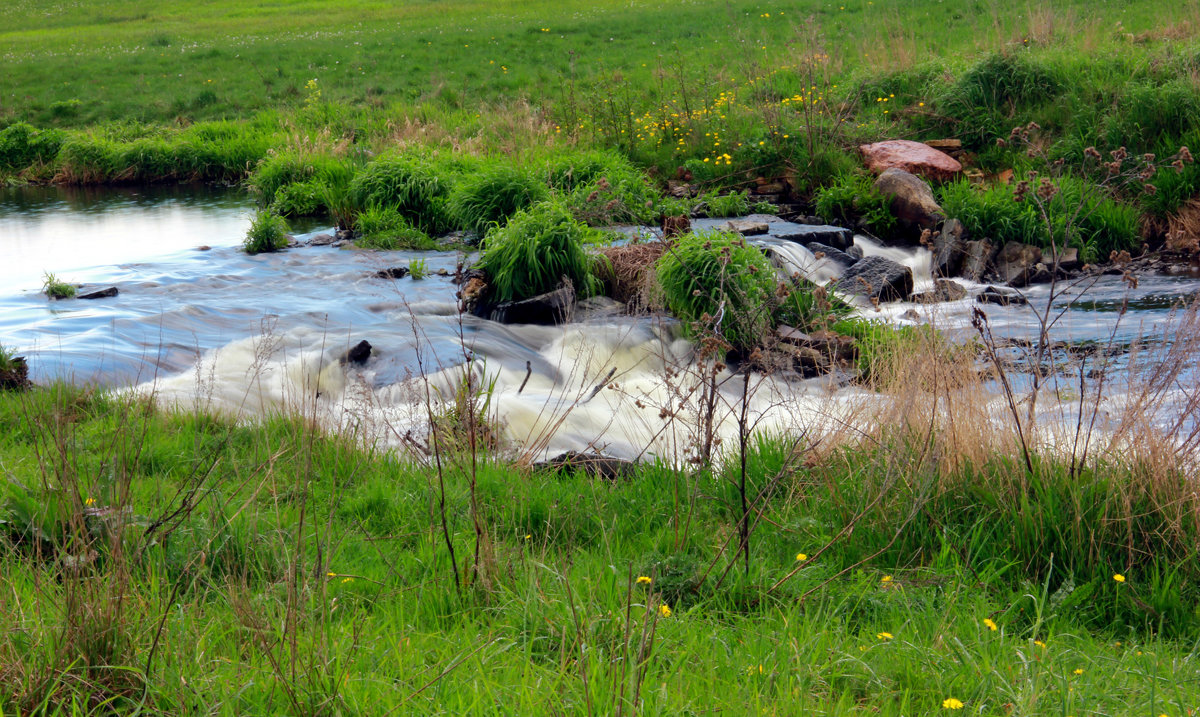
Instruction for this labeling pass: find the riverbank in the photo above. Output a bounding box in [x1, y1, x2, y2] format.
[2, 375, 1199, 714]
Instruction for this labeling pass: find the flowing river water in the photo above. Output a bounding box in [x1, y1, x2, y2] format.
[2, 186, 1197, 461]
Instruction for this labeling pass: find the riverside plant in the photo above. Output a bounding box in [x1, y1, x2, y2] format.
[41, 272, 75, 300]
[243, 209, 290, 254]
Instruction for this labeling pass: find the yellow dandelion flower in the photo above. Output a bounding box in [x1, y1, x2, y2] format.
[943, 698, 964, 710]
[1034, 640, 1047, 648]
[659, 604, 672, 618]
[84, 497, 96, 506]
[341, 577, 353, 584]
[881, 575, 893, 583]
[1073, 668, 1083, 675]
[795, 553, 808, 562]
[637, 576, 652, 585]
[876, 632, 893, 640]
[983, 618, 998, 631]
[1113, 573, 1126, 582]
[327, 572, 337, 577]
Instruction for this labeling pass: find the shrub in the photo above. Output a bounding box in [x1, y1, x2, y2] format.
[938, 178, 1139, 262]
[477, 200, 602, 303]
[447, 164, 548, 233]
[243, 210, 289, 254]
[655, 231, 779, 352]
[814, 172, 897, 236]
[0, 123, 64, 170]
[354, 205, 436, 250]
[348, 154, 450, 234]
[41, 272, 75, 300]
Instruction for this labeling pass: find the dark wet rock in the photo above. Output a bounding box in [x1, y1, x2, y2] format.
[477, 278, 576, 325]
[860, 139, 963, 182]
[910, 278, 967, 303]
[930, 218, 966, 278]
[374, 266, 409, 280]
[341, 340, 372, 366]
[78, 287, 118, 300]
[662, 214, 691, 238]
[775, 343, 830, 377]
[993, 242, 1044, 286]
[976, 286, 1028, 306]
[438, 230, 481, 248]
[723, 219, 770, 236]
[806, 242, 858, 268]
[307, 232, 337, 246]
[1009, 262, 1054, 288]
[899, 308, 921, 322]
[846, 244, 864, 260]
[196, 245, 211, 252]
[960, 239, 995, 282]
[1050, 246, 1079, 272]
[575, 296, 625, 321]
[773, 224, 854, 251]
[336, 229, 355, 242]
[836, 255, 914, 302]
[534, 451, 636, 480]
[874, 168, 944, 232]
[0, 356, 29, 391]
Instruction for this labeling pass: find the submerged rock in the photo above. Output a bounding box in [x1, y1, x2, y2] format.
[477, 278, 576, 325]
[874, 168, 944, 232]
[976, 286, 1028, 306]
[373, 266, 409, 279]
[78, 287, 118, 300]
[993, 242, 1043, 286]
[860, 139, 963, 182]
[773, 224, 854, 251]
[836, 255, 914, 302]
[341, 340, 372, 366]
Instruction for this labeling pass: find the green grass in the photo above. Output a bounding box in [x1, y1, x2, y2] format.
[39, 272, 75, 300]
[476, 199, 602, 303]
[243, 209, 289, 253]
[1, 386, 1198, 714]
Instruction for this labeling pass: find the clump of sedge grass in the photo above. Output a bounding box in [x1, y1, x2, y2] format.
[41, 272, 75, 300]
[243, 210, 289, 254]
[477, 200, 603, 303]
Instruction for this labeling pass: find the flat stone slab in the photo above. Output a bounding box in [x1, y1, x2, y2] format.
[771, 224, 854, 251]
[860, 140, 962, 182]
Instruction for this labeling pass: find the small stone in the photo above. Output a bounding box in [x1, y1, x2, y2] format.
[78, 287, 118, 300]
[976, 286, 1028, 306]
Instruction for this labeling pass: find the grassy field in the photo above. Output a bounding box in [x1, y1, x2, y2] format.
[1, 378, 1199, 715]
[6, 1, 1200, 714]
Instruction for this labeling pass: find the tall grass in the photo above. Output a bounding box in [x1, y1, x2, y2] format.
[476, 200, 602, 303]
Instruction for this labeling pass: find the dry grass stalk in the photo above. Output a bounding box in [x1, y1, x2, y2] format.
[596, 241, 667, 310]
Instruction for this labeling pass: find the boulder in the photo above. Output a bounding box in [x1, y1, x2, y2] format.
[836, 255, 914, 302]
[1049, 246, 1080, 271]
[874, 168, 944, 231]
[78, 287, 118, 300]
[910, 278, 968, 303]
[722, 219, 769, 236]
[478, 278, 576, 325]
[993, 242, 1043, 286]
[860, 140, 963, 182]
[930, 218, 966, 278]
[960, 239, 995, 283]
[307, 232, 337, 246]
[773, 224, 854, 251]
[976, 286, 1028, 306]
[1010, 262, 1054, 288]
[374, 267, 409, 279]
[846, 244, 864, 260]
[806, 242, 858, 268]
[341, 340, 372, 366]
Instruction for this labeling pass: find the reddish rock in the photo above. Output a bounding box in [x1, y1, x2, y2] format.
[859, 140, 963, 182]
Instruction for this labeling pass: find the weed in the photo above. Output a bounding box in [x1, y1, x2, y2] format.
[409, 257, 429, 279]
[448, 163, 548, 233]
[354, 204, 436, 250]
[348, 153, 451, 235]
[814, 172, 897, 237]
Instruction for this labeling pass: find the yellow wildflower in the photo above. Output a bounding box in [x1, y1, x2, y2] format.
[1073, 668, 1083, 675]
[983, 618, 998, 631]
[659, 604, 672, 618]
[943, 698, 964, 710]
[637, 576, 652, 585]
[881, 575, 893, 583]
[1113, 573, 1126, 582]
[876, 632, 893, 640]
[795, 553, 808, 562]
[1034, 640, 1047, 648]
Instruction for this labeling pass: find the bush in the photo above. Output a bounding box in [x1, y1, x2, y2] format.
[448, 164, 548, 233]
[477, 200, 602, 303]
[814, 172, 897, 236]
[348, 154, 451, 234]
[701, 190, 752, 218]
[655, 231, 779, 352]
[939, 178, 1139, 262]
[354, 205, 436, 250]
[243, 210, 289, 254]
[0, 123, 64, 170]
[271, 180, 327, 217]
